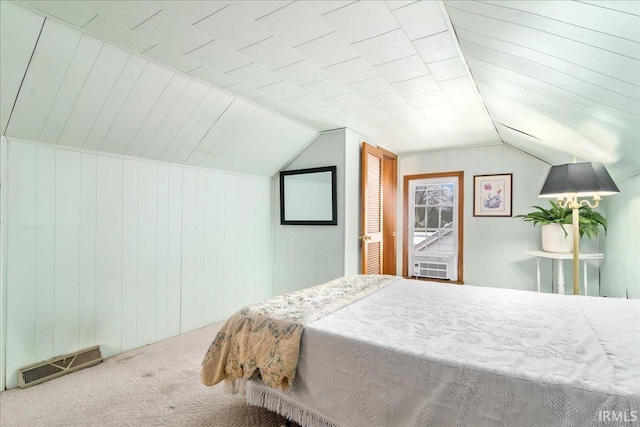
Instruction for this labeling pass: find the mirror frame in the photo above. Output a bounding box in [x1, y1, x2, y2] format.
[280, 166, 337, 225]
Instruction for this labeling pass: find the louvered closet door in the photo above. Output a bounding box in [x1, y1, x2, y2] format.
[361, 143, 383, 274]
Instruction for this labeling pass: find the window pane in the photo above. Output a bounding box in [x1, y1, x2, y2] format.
[413, 230, 426, 248]
[427, 207, 439, 228]
[414, 207, 425, 228]
[441, 184, 454, 205]
[441, 206, 453, 226]
[415, 190, 426, 205]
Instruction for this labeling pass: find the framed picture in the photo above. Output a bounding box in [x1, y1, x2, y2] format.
[473, 173, 513, 217]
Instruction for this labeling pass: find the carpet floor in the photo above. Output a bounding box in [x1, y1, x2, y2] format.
[0, 321, 292, 426]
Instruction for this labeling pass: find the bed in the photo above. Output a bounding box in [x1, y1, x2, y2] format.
[202, 275, 640, 427]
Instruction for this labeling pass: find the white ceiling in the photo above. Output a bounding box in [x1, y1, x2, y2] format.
[2, 1, 639, 179]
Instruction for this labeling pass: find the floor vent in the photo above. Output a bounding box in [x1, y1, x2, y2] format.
[18, 345, 102, 388]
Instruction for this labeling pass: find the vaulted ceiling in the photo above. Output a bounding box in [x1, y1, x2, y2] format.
[1, 1, 638, 179]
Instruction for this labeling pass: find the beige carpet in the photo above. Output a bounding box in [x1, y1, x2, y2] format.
[0, 321, 292, 426]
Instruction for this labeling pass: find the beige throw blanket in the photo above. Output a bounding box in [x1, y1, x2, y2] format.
[200, 275, 400, 391]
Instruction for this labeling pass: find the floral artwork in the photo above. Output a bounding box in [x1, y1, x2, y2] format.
[474, 174, 512, 217]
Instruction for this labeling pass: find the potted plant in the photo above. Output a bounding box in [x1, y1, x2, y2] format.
[515, 200, 607, 253]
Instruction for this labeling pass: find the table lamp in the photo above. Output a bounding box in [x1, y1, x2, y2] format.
[538, 162, 619, 295]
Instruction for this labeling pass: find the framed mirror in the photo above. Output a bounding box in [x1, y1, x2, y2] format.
[280, 166, 337, 225]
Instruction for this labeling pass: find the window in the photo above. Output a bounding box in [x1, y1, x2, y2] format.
[403, 172, 463, 282]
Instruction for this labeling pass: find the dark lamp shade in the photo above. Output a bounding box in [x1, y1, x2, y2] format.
[539, 162, 620, 198]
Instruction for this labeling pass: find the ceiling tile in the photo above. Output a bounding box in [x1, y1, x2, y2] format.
[239, 36, 304, 70]
[144, 44, 202, 72]
[448, 91, 481, 107]
[392, 113, 430, 127]
[302, 78, 350, 100]
[392, 1, 447, 40]
[385, 1, 418, 11]
[186, 40, 252, 74]
[352, 29, 417, 66]
[306, 105, 343, 120]
[188, 66, 237, 88]
[232, 1, 292, 20]
[390, 74, 440, 97]
[413, 31, 458, 63]
[195, 5, 271, 50]
[347, 77, 394, 98]
[23, 1, 96, 27]
[323, 93, 366, 110]
[83, 15, 156, 53]
[134, 11, 212, 54]
[226, 62, 282, 88]
[405, 90, 449, 108]
[258, 80, 307, 101]
[363, 92, 406, 109]
[224, 82, 265, 100]
[252, 96, 289, 112]
[419, 103, 456, 118]
[273, 60, 330, 86]
[428, 57, 468, 81]
[342, 104, 380, 119]
[83, 1, 161, 29]
[307, 1, 356, 15]
[155, 1, 228, 25]
[294, 32, 360, 68]
[324, 1, 399, 43]
[257, 2, 334, 47]
[375, 55, 429, 84]
[322, 57, 379, 85]
[285, 94, 327, 111]
[377, 103, 417, 118]
[439, 76, 475, 95]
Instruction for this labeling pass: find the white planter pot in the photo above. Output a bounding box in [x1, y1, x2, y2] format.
[541, 224, 573, 253]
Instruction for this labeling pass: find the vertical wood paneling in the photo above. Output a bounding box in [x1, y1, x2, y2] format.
[78, 152, 97, 349]
[95, 155, 123, 357]
[180, 168, 197, 333]
[6, 141, 37, 389]
[222, 174, 239, 319]
[121, 159, 139, 352]
[272, 131, 346, 296]
[3, 139, 274, 388]
[194, 170, 207, 327]
[34, 145, 55, 362]
[204, 171, 218, 324]
[0, 137, 7, 391]
[166, 165, 182, 338]
[53, 149, 81, 356]
[137, 162, 158, 346]
[155, 164, 169, 341]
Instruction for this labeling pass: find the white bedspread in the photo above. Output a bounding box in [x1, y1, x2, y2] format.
[246, 279, 640, 427]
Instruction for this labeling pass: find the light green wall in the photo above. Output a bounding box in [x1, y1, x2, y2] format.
[600, 173, 640, 299]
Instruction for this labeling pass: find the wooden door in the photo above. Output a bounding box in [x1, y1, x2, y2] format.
[360, 143, 397, 275]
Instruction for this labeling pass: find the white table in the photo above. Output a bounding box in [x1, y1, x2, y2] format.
[525, 250, 604, 295]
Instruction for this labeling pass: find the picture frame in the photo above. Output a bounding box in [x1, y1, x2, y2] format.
[280, 166, 337, 225]
[473, 173, 513, 217]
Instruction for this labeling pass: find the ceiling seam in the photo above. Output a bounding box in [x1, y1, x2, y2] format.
[4, 17, 46, 137]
